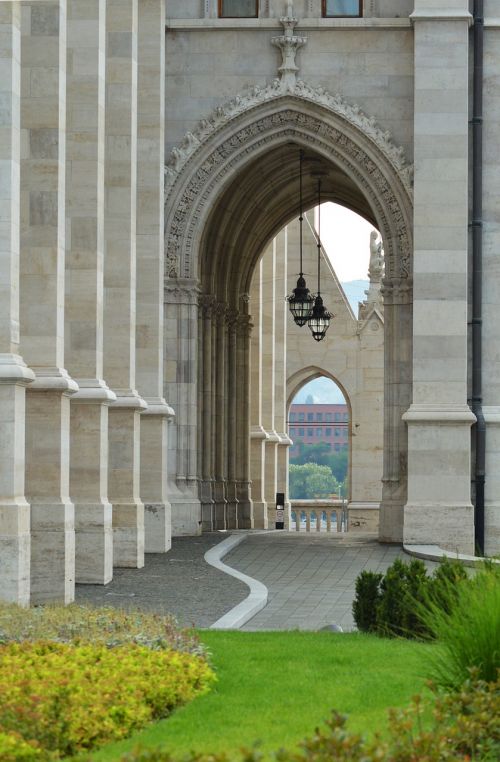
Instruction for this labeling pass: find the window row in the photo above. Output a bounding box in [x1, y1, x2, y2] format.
[289, 412, 349, 422]
[290, 442, 346, 452]
[290, 427, 346, 437]
[219, 1, 362, 18]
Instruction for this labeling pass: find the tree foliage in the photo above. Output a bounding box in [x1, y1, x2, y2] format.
[289, 463, 339, 500]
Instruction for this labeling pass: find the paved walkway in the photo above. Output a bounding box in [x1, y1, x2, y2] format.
[224, 532, 437, 631]
[76, 532, 437, 631]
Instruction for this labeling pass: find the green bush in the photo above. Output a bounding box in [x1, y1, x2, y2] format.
[351, 571, 382, 633]
[417, 564, 500, 690]
[352, 557, 468, 639]
[119, 674, 500, 762]
[0, 604, 204, 656]
[0, 732, 42, 762]
[0, 641, 215, 759]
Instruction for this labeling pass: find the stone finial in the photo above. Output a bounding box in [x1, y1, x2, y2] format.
[271, 2, 307, 92]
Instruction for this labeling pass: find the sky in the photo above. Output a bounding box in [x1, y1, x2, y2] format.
[316, 202, 377, 283]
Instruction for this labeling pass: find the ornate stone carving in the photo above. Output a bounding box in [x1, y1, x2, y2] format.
[271, 3, 307, 92]
[198, 294, 216, 319]
[164, 83, 413, 197]
[164, 278, 200, 305]
[165, 104, 412, 281]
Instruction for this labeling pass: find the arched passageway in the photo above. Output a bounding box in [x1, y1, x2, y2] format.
[164, 89, 413, 542]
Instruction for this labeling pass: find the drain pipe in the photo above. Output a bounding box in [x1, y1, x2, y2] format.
[471, 0, 485, 554]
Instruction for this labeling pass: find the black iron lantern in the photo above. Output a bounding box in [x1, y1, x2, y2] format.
[308, 178, 332, 342]
[287, 150, 314, 326]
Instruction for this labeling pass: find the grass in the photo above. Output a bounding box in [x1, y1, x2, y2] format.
[89, 630, 435, 761]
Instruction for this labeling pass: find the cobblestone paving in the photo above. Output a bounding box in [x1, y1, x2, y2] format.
[75, 534, 247, 629]
[224, 532, 438, 632]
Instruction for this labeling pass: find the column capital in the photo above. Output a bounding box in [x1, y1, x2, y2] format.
[164, 278, 200, 305]
[410, 3, 472, 25]
[403, 404, 476, 424]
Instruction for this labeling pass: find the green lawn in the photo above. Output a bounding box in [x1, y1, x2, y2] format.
[90, 630, 434, 761]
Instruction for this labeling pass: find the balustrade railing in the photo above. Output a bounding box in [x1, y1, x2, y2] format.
[290, 500, 347, 533]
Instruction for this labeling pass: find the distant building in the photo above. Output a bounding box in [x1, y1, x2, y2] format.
[289, 404, 349, 455]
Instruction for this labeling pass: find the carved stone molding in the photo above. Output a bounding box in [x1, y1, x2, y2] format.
[235, 314, 253, 338]
[271, 3, 307, 92]
[165, 99, 412, 282]
[164, 81, 413, 196]
[164, 278, 200, 305]
[381, 277, 413, 306]
[198, 294, 216, 319]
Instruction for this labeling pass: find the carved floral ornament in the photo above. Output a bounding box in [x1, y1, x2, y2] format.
[164, 84, 413, 287]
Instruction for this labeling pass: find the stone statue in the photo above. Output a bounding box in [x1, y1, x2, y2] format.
[368, 230, 384, 283]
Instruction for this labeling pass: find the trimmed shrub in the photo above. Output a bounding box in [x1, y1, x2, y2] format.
[119, 674, 500, 762]
[0, 732, 42, 762]
[0, 641, 215, 758]
[353, 557, 469, 639]
[0, 604, 204, 656]
[352, 571, 382, 632]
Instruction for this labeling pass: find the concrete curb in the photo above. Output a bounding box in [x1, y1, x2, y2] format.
[404, 543, 500, 567]
[205, 533, 269, 630]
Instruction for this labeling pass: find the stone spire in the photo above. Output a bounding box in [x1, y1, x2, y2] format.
[271, 2, 307, 92]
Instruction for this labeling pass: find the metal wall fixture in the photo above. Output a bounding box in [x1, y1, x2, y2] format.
[287, 150, 315, 326]
[308, 178, 332, 342]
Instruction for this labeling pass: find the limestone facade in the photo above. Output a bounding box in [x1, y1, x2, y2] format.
[1, 0, 500, 605]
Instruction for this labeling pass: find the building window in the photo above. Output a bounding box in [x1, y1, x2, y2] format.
[289, 412, 296, 422]
[316, 412, 323, 422]
[325, 413, 332, 422]
[326, 427, 332, 436]
[343, 413, 348, 421]
[316, 428, 322, 436]
[219, 0, 258, 17]
[335, 428, 341, 437]
[290, 427, 296, 436]
[335, 413, 340, 421]
[307, 428, 313, 437]
[299, 412, 305, 422]
[299, 428, 304, 436]
[306, 413, 313, 421]
[323, 0, 362, 17]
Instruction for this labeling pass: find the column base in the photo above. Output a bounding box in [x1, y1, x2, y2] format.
[404, 502, 475, 555]
[252, 501, 268, 529]
[170, 479, 202, 536]
[113, 500, 145, 568]
[145, 502, 171, 553]
[236, 481, 253, 528]
[225, 481, 239, 529]
[30, 502, 75, 604]
[484, 503, 500, 557]
[75, 502, 113, 584]
[379, 498, 404, 542]
[0, 503, 30, 606]
[213, 481, 227, 530]
[348, 502, 379, 533]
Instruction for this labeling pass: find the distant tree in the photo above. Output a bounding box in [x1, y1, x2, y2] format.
[289, 463, 339, 500]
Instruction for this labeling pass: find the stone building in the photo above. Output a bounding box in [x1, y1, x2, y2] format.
[1, 0, 499, 606]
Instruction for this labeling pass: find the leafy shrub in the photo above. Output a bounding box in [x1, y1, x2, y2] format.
[417, 564, 500, 690]
[0, 641, 215, 758]
[353, 557, 468, 639]
[0, 604, 204, 656]
[352, 571, 382, 632]
[0, 732, 42, 762]
[119, 674, 500, 762]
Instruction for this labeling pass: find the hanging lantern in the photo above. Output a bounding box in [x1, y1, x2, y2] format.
[287, 149, 314, 326]
[308, 178, 332, 341]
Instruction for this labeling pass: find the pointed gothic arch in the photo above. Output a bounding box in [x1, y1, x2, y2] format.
[164, 84, 413, 539]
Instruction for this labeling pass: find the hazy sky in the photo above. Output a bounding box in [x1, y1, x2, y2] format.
[317, 202, 377, 283]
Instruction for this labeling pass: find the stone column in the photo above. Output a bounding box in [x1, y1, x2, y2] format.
[262, 241, 279, 526]
[65, 0, 115, 585]
[0, 1, 35, 605]
[274, 227, 292, 529]
[198, 295, 215, 530]
[213, 303, 228, 529]
[104, 0, 146, 568]
[482, 8, 500, 556]
[404, 1, 475, 553]
[250, 261, 268, 528]
[164, 280, 201, 535]
[136, 0, 173, 553]
[226, 308, 239, 528]
[236, 312, 253, 528]
[20, 0, 77, 603]
[379, 279, 412, 542]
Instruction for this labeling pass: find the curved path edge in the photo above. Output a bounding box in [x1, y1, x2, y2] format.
[204, 533, 268, 630]
[404, 543, 500, 567]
